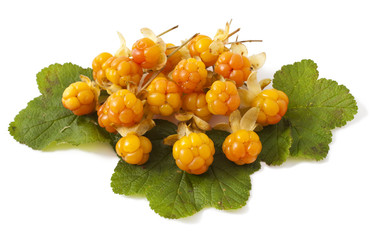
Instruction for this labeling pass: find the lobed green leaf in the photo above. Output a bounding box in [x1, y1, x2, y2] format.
[9, 63, 110, 150]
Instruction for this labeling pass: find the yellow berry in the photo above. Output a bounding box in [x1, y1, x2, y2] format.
[116, 134, 152, 165]
[62, 82, 96, 116]
[205, 81, 240, 116]
[222, 130, 262, 165]
[146, 76, 182, 116]
[251, 89, 289, 126]
[172, 133, 215, 175]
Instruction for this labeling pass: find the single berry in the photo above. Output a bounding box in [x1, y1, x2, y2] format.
[215, 51, 251, 87]
[163, 43, 183, 74]
[205, 80, 240, 116]
[188, 34, 218, 67]
[182, 92, 211, 121]
[101, 56, 143, 87]
[222, 129, 262, 165]
[146, 76, 182, 116]
[62, 82, 96, 116]
[116, 133, 152, 165]
[92, 52, 113, 86]
[251, 89, 289, 126]
[172, 58, 207, 93]
[173, 132, 215, 175]
[132, 38, 162, 69]
[97, 89, 144, 132]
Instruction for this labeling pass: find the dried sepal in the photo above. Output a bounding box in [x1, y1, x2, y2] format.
[175, 112, 194, 122]
[163, 134, 179, 146]
[192, 115, 211, 131]
[245, 71, 262, 103]
[249, 52, 266, 70]
[205, 70, 220, 89]
[116, 105, 155, 137]
[229, 110, 241, 133]
[238, 88, 251, 108]
[213, 21, 231, 42]
[209, 21, 232, 56]
[115, 32, 131, 58]
[116, 118, 155, 138]
[209, 40, 225, 55]
[105, 84, 123, 95]
[79, 75, 101, 110]
[240, 107, 259, 131]
[176, 40, 191, 59]
[259, 78, 271, 89]
[230, 42, 248, 56]
[213, 123, 232, 132]
[177, 121, 193, 138]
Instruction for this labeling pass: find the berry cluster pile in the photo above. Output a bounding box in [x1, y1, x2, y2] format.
[62, 23, 288, 175]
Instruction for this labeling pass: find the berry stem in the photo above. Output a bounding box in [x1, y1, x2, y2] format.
[225, 28, 240, 40]
[167, 33, 199, 58]
[166, 45, 179, 50]
[157, 25, 179, 37]
[137, 33, 199, 95]
[227, 40, 263, 44]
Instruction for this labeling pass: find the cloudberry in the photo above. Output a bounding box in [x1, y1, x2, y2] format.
[188, 35, 218, 67]
[222, 129, 262, 165]
[97, 89, 144, 132]
[62, 82, 96, 116]
[215, 51, 251, 87]
[163, 43, 183, 74]
[172, 58, 208, 93]
[92, 52, 113, 86]
[101, 56, 143, 87]
[146, 76, 182, 116]
[251, 89, 289, 126]
[132, 37, 162, 69]
[116, 133, 152, 165]
[182, 92, 211, 121]
[173, 132, 215, 175]
[205, 80, 240, 116]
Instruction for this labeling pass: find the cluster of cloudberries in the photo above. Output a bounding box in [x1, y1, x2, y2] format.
[62, 23, 288, 175]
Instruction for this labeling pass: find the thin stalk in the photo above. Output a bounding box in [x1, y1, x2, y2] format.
[157, 25, 179, 37]
[137, 33, 199, 95]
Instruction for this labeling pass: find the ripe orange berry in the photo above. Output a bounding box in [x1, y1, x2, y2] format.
[101, 56, 143, 87]
[132, 38, 162, 69]
[97, 102, 116, 133]
[222, 129, 262, 165]
[215, 51, 251, 87]
[163, 43, 183, 74]
[92, 52, 113, 86]
[251, 89, 289, 126]
[116, 133, 152, 165]
[97, 89, 144, 132]
[62, 82, 96, 116]
[172, 58, 207, 93]
[173, 132, 215, 175]
[182, 92, 211, 121]
[205, 80, 240, 116]
[146, 76, 182, 116]
[188, 35, 219, 67]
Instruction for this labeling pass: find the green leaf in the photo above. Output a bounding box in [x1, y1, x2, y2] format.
[9, 63, 110, 150]
[273, 59, 358, 160]
[111, 120, 261, 219]
[257, 119, 292, 166]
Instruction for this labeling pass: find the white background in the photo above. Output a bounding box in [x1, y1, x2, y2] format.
[1, 0, 372, 239]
